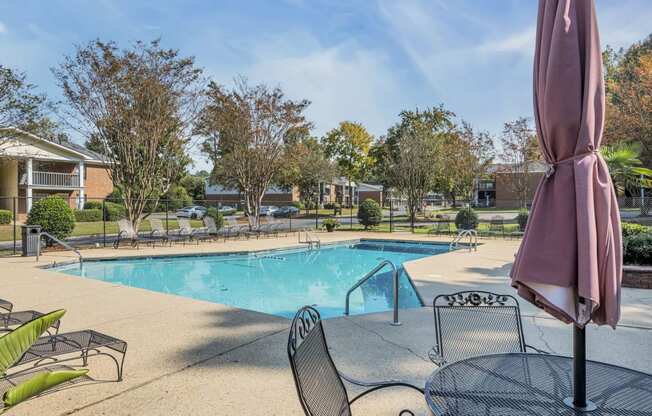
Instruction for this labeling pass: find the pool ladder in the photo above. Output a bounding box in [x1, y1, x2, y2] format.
[450, 229, 478, 252]
[298, 230, 320, 249]
[36, 231, 83, 268]
[344, 260, 403, 326]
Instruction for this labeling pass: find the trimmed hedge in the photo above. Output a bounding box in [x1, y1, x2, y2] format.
[0, 209, 12, 225]
[622, 222, 650, 238]
[26, 196, 75, 240]
[357, 198, 382, 229]
[74, 209, 103, 222]
[83, 201, 103, 210]
[455, 207, 479, 230]
[624, 233, 652, 265]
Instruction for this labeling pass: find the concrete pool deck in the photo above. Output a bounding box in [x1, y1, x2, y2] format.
[2, 232, 651, 415]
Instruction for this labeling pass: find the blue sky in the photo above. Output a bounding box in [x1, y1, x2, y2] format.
[1, 0, 650, 171]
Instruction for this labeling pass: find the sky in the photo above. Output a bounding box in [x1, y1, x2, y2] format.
[1, 0, 651, 172]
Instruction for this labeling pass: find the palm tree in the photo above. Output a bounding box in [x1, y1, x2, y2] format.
[601, 142, 652, 196]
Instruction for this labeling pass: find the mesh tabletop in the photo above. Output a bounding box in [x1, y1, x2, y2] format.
[425, 353, 652, 415]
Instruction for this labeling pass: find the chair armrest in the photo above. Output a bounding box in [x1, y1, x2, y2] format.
[525, 344, 550, 354]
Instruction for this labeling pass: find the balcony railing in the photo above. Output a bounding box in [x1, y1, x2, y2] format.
[29, 171, 80, 188]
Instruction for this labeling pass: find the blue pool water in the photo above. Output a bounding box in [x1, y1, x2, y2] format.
[54, 240, 449, 319]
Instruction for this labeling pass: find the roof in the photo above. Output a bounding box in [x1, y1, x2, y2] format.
[490, 161, 548, 174]
[358, 182, 383, 191]
[0, 127, 107, 164]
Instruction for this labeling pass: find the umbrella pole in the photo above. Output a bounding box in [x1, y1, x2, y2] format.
[564, 325, 597, 411]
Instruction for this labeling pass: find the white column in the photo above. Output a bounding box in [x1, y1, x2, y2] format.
[26, 158, 33, 212]
[78, 160, 85, 209]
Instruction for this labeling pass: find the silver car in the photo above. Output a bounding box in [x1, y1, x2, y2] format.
[176, 206, 207, 219]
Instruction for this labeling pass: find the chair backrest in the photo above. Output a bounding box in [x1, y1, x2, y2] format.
[203, 216, 217, 233]
[149, 218, 165, 233]
[177, 218, 192, 234]
[288, 307, 351, 416]
[433, 291, 526, 364]
[117, 219, 136, 238]
[0, 298, 13, 313]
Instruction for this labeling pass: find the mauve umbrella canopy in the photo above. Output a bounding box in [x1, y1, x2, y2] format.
[510, 0, 622, 328]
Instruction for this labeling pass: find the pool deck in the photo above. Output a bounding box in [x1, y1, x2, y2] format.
[2, 231, 651, 415]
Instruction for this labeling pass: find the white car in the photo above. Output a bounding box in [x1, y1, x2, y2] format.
[176, 206, 207, 219]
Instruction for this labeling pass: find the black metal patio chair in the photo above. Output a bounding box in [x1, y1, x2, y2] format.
[429, 291, 546, 366]
[288, 306, 423, 416]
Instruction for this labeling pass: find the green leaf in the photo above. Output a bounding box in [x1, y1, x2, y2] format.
[2, 369, 88, 407]
[0, 310, 65, 374]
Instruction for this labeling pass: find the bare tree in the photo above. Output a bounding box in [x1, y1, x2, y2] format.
[53, 39, 203, 232]
[500, 117, 540, 208]
[198, 78, 311, 228]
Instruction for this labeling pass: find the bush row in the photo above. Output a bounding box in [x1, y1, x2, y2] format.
[73, 209, 103, 222]
[0, 209, 12, 225]
[622, 222, 652, 265]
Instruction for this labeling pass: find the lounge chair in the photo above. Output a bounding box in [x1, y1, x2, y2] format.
[113, 219, 166, 249]
[176, 218, 213, 243]
[484, 215, 505, 239]
[203, 216, 228, 240]
[0, 298, 60, 335]
[428, 290, 546, 366]
[288, 306, 423, 416]
[149, 218, 187, 246]
[9, 328, 128, 381]
[225, 217, 249, 240]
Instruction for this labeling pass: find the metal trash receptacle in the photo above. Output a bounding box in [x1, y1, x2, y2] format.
[21, 225, 41, 256]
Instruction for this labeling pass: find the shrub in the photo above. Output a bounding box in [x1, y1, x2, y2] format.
[357, 198, 382, 229]
[104, 202, 126, 221]
[83, 201, 103, 210]
[292, 201, 305, 210]
[623, 233, 652, 265]
[206, 207, 224, 230]
[26, 196, 75, 240]
[322, 218, 340, 232]
[0, 209, 12, 225]
[73, 209, 102, 222]
[622, 222, 650, 238]
[324, 202, 341, 210]
[454, 207, 479, 230]
[516, 209, 529, 232]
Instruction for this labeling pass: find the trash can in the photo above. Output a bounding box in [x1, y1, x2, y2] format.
[21, 225, 41, 257]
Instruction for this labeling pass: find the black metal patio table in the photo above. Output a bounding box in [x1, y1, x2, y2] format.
[424, 353, 652, 415]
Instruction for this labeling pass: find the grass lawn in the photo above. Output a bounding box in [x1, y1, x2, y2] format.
[0, 219, 205, 242]
[434, 207, 522, 213]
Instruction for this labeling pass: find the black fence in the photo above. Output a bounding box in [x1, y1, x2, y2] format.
[0, 195, 648, 256]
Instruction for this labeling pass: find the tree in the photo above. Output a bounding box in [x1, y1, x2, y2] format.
[278, 137, 335, 209]
[53, 39, 202, 232]
[601, 142, 652, 196]
[198, 78, 311, 229]
[500, 117, 540, 208]
[322, 121, 373, 207]
[603, 35, 652, 166]
[384, 107, 455, 228]
[0, 65, 66, 150]
[179, 174, 207, 201]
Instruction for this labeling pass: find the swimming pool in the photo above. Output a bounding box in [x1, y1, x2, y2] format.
[54, 240, 450, 319]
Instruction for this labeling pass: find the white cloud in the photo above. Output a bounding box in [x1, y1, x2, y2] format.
[0, 21, 6, 34]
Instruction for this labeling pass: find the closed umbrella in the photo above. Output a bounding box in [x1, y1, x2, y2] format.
[510, 0, 622, 411]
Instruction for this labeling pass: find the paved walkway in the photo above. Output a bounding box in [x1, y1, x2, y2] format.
[2, 232, 650, 415]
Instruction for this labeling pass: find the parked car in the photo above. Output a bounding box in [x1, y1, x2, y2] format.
[273, 206, 299, 217]
[260, 205, 279, 216]
[218, 205, 236, 215]
[176, 206, 207, 219]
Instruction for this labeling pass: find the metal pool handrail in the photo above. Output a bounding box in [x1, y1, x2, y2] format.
[36, 231, 83, 268]
[344, 259, 402, 326]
